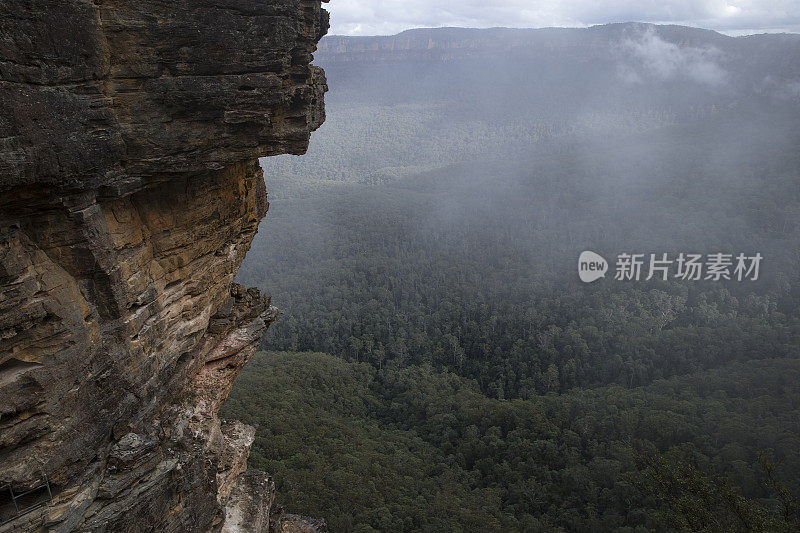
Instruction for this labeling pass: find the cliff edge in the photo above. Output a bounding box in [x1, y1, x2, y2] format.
[0, 1, 328, 531]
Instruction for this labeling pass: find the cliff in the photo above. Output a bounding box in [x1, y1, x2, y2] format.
[0, 1, 328, 531]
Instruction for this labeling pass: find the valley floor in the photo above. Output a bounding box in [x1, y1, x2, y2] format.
[223, 351, 800, 532]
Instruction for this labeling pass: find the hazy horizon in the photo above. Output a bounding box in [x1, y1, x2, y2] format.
[326, 21, 800, 38]
[327, 0, 800, 36]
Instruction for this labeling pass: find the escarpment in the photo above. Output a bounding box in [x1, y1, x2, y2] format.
[0, 1, 328, 531]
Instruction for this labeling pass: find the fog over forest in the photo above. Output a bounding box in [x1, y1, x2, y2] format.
[224, 24, 800, 531]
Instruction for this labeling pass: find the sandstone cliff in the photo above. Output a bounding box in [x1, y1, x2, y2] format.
[0, 1, 328, 531]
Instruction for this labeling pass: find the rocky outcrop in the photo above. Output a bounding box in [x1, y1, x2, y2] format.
[0, 1, 328, 531]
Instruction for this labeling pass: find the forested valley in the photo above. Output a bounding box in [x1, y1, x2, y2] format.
[224, 24, 800, 531]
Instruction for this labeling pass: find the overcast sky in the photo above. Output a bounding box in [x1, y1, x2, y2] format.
[327, 0, 800, 36]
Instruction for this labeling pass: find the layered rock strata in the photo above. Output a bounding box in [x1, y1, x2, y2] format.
[0, 1, 328, 531]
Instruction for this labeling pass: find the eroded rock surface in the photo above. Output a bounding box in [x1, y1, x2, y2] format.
[0, 1, 328, 531]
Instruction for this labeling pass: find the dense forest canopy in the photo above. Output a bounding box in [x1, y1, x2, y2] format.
[225, 352, 800, 531]
[225, 24, 800, 531]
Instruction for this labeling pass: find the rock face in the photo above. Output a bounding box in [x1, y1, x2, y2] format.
[0, 1, 328, 531]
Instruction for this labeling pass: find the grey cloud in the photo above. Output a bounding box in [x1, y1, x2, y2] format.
[619, 29, 728, 86]
[759, 75, 800, 100]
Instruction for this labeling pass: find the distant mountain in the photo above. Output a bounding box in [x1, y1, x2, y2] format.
[317, 24, 800, 102]
[265, 24, 800, 191]
[319, 24, 799, 63]
[319, 24, 733, 59]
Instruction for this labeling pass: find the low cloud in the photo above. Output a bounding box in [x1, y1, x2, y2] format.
[618, 29, 728, 86]
[759, 75, 800, 100]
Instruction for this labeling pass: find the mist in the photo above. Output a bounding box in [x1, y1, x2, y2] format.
[228, 22, 800, 530]
[251, 23, 799, 285]
[240, 22, 800, 379]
